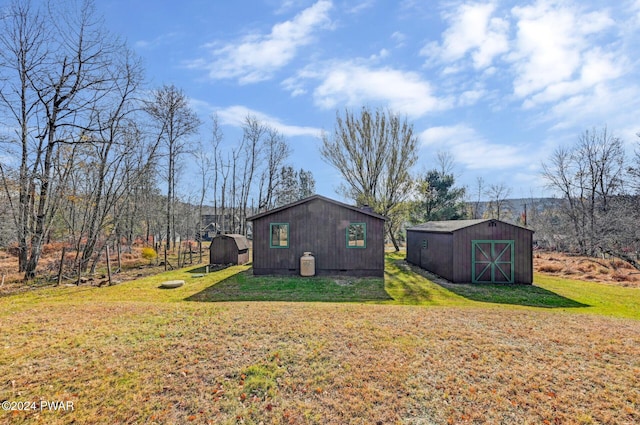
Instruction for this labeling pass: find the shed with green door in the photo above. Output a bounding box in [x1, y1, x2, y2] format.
[406, 219, 533, 284]
[247, 195, 386, 277]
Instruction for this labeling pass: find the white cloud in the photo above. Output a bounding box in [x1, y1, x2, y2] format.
[422, 1, 509, 70]
[346, 0, 375, 14]
[545, 82, 640, 132]
[391, 31, 407, 47]
[216, 105, 322, 138]
[188, 99, 321, 137]
[188, 0, 333, 84]
[633, 0, 640, 16]
[287, 60, 451, 118]
[458, 88, 487, 107]
[369, 49, 390, 61]
[134, 32, 181, 50]
[509, 1, 616, 103]
[420, 124, 531, 170]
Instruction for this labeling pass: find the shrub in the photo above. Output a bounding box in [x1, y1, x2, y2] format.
[577, 262, 596, 273]
[6, 243, 20, 257]
[42, 242, 66, 256]
[538, 264, 564, 273]
[610, 259, 634, 270]
[612, 272, 634, 282]
[181, 240, 196, 251]
[141, 247, 157, 261]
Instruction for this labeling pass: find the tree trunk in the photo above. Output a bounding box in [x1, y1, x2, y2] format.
[388, 226, 399, 252]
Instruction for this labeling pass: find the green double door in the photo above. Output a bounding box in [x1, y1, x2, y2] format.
[472, 240, 514, 283]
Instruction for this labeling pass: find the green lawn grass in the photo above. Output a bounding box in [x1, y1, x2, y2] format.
[187, 271, 392, 303]
[3, 252, 638, 320]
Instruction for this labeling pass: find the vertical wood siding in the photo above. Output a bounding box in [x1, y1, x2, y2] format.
[452, 221, 532, 284]
[406, 231, 454, 281]
[407, 220, 533, 284]
[210, 235, 250, 265]
[252, 198, 385, 276]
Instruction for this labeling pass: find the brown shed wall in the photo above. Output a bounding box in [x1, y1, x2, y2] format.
[406, 231, 454, 281]
[407, 220, 533, 284]
[251, 198, 385, 276]
[452, 221, 532, 284]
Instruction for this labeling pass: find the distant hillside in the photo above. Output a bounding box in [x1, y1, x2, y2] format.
[469, 197, 564, 223]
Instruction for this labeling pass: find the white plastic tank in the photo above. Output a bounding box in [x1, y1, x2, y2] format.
[300, 252, 315, 276]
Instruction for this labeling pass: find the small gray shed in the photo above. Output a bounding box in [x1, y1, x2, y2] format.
[210, 234, 250, 265]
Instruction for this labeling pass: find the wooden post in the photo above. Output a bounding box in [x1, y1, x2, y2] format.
[177, 242, 182, 268]
[57, 247, 66, 286]
[189, 242, 193, 264]
[116, 242, 122, 273]
[76, 248, 82, 286]
[105, 246, 112, 286]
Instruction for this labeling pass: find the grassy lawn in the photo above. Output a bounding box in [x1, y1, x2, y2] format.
[187, 271, 391, 303]
[0, 252, 639, 424]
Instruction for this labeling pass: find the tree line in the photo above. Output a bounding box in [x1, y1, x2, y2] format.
[540, 127, 640, 266]
[0, 0, 313, 280]
[1, 1, 639, 282]
[320, 108, 640, 269]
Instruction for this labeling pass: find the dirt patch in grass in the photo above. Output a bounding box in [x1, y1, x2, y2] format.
[0, 302, 638, 424]
[534, 251, 640, 287]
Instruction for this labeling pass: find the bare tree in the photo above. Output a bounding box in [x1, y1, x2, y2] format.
[229, 144, 242, 233]
[484, 182, 512, 220]
[238, 115, 266, 235]
[75, 49, 144, 274]
[0, 0, 47, 274]
[630, 133, 640, 193]
[219, 152, 231, 234]
[258, 128, 291, 211]
[469, 177, 485, 219]
[542, 127, 626, 256]
[209, 113, 223, 232]
[193, 141, 212, 258]
[320, 107, 418, 251]
[144, 84, 201, 251]
[0, 0, 144, 279]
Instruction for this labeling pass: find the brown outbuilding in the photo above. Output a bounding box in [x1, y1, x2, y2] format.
[406, 219, 534, 284]
[247, 195, 386, 277]
[209, 234, 250, 265]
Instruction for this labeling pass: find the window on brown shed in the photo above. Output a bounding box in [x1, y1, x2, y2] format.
[347, 223, 366, 248]
[270, 223, 289, 248]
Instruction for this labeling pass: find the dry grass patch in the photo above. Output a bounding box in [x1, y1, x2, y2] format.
[1, 302, 639, 424]
[534, 251, 640, 287]
[1, 253, 640, 424]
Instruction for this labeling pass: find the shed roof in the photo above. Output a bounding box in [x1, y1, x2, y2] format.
[247, 194, 387, 221]
[407, 219, 533, 234]
[214, 233, 250, 251]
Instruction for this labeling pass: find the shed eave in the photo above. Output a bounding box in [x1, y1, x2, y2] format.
[407, 218, 534, 233]
[247, 194, 388, 221]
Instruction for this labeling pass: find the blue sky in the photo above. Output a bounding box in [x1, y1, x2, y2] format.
[98, 0, 640, 201]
